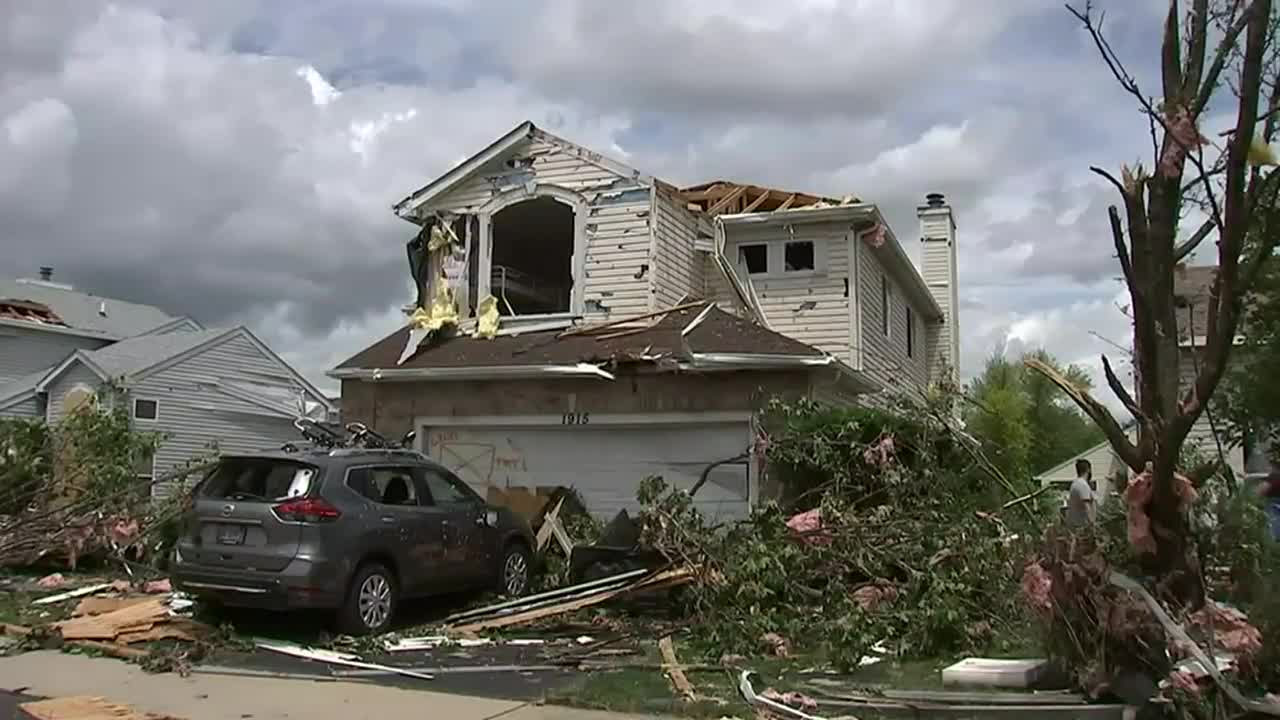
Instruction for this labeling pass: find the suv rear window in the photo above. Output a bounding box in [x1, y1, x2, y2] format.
[199, 458, 318, 502]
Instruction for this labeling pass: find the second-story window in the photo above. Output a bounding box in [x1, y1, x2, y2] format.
[906, 306, 914, 358]
[739, 244, 769, 274]
[880, 274, 891, 337]
[784, 241, 815, 272]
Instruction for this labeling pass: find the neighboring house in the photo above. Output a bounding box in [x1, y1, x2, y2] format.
[0, 270, 333, 498]
[1173, 263, 1270, 476]
[332, 121, 962, 520]
[1034, 424, 1139, 509]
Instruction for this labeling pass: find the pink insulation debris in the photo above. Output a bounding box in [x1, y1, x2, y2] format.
[785, 509, 831, 546]
[852, 581, 899, 612]
[862, 433, 896, 469]
[1189, 601, 1263, 659]
[36, 573, 66, 589]
[1021, 561, 1053, 616]
[761, 688, 818, 712]
[1124, 463, 1198, 555]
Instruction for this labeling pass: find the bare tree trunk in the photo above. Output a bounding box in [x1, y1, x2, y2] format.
[1033, 0, 1280, 609]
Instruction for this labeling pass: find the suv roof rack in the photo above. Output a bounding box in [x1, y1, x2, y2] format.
[291, 419, 418, 452]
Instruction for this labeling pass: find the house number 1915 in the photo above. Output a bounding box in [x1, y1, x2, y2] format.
[561, 412, 590, 425]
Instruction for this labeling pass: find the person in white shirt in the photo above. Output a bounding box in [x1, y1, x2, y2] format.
[1066, 458, 1096, 527]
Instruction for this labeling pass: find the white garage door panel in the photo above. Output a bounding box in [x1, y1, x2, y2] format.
[426, 423, 752, 522]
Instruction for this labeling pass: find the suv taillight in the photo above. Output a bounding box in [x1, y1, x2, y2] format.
[273, 497, 342, 523]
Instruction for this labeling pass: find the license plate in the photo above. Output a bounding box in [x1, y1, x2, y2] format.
[217, 525, 246, 545]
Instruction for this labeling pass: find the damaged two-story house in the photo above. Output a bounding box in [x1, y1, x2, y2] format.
[332, 121, 962, 520]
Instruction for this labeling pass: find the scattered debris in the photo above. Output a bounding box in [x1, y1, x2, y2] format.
[761, 632, 790, 658]
[254, 640, 434, 681]
[73, 596, 156, 617]
[738, 671, 828, 720]
[142, 578, 172, 594]
[658, 635, 696, 702]
[20, 696, 185, 720]
[32, 582, 117, 606]
[941, 657, 1052, 689]
[36, 573, 67, 589]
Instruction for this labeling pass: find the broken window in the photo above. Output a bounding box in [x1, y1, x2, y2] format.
[739, 244, 768, 274]
[784, 241, 815, 272]
[490, 197, 574, 315]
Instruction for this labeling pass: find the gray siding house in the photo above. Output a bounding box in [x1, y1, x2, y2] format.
[0, 272, 332, 498]
[332, 122, 962, 520]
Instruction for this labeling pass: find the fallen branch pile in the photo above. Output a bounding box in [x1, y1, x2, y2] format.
[626, 395, 1045, 670]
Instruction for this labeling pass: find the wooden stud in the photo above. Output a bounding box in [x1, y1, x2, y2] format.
[705, 185, 748, 216]
[742, 188, 770, 214]
[776, 193, 797, 211]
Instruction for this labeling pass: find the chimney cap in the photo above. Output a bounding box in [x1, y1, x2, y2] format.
[38, 266, 53, 281]
[925, 193, 946, 208]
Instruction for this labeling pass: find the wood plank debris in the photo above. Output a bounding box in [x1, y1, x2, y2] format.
[442, 568, 650, 625]
[31, 583, 117, 606]
[254, 640, 435, 681]
[55, 598, 172, 641]
[73, 597, 156, 617]
[658, 635, 696, 702]
[19, 696, 184, 720]
[533, 498, 564, 553]
[448, 566, 694, 633]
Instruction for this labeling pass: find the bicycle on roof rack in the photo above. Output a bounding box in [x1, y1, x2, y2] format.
[289, 418, 416, 451]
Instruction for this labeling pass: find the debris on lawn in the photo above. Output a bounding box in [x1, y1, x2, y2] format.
[36, 573, 66, 589]
[443, 566, 694, 633]
[31, 582, 119, 606]
[254, 639, 435, 681]
[738, 671, 828, 720]
[658, 635, 696, 702]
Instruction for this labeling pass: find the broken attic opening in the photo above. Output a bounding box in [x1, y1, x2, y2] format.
[491, 196, 574, 315]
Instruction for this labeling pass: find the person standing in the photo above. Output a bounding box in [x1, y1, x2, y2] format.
[1066, 458, 1096, 527]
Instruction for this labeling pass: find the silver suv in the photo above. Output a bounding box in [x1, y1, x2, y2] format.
[171, 443, 536, 635]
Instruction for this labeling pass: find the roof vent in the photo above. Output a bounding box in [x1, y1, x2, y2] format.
[925, 193, 946, 208]
[39, 266, 53, 281]
[98, 300, 108, 317]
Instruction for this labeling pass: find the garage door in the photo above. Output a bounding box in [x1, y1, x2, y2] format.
[423, 420, 753, 522]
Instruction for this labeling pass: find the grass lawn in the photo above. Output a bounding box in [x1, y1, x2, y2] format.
[545, 636, 955, 718]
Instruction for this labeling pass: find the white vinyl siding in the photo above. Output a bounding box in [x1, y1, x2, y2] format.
[0, 326, 107, 385]
[856, 238, 930, 392]
[651, 189, 705, 308]
[424, 136, 654, 323]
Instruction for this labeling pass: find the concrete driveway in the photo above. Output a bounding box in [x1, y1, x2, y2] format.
[0, 651, 665, 720]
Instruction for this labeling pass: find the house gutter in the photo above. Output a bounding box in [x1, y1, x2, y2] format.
[711, 217, 769, 327]
[328, 363, 617, 382]
[682, 352, 836, 370]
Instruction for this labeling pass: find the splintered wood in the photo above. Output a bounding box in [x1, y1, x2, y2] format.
[448, 566, 695, 633]
[659, 635, 696, 702]
[55, 598, 171, 641]
[20, 696, 185, 720]
[72, 597, 156, 618]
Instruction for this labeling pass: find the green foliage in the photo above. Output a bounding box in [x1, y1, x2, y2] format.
[53, 386, 166, 512]
[638, 394, 1041, 669]
[965, 348, 1105, 480]
[0, 418, 50, 515]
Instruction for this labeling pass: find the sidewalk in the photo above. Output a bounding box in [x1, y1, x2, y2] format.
[0, 651, 665, 720]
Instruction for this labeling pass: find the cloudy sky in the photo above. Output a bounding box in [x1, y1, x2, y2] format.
[2, 0, 1217, 401]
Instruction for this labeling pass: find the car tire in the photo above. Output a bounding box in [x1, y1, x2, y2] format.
[337, 563, 397, 636]
[497, 542, 532, 597]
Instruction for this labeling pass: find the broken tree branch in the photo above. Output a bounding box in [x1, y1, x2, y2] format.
[1024, 357, 1143, 470]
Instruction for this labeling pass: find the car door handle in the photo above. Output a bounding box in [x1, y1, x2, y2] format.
[380, 515, 396, 524]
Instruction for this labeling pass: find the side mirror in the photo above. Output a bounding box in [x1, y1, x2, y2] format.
[401, 430, 417, 449]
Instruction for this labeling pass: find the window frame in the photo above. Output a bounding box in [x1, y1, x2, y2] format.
[734, 238, 825, 279]
[133, 397, 159, 422]
[737, 243, 770, 275]
[416, 464, 482, 506]
[344, 464, 423, 507]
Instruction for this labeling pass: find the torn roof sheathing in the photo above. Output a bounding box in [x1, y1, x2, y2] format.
[335, 303, 825, 372]
[0, 298, 66, 326]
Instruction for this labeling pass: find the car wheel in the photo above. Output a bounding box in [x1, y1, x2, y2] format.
[498, 543, 532, 597]
[338, 563, 397, 636]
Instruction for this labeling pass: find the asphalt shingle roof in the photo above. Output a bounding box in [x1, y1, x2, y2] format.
[82, 328, 235, 378]
[0, 279, 185, 339]
[336, 303, 825, 370]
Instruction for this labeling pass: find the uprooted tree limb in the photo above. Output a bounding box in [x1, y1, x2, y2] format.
[1034, 0, 1280, 611]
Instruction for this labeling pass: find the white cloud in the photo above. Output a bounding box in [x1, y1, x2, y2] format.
[296, 65, 341, 106]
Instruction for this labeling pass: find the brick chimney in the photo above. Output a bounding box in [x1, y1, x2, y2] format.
[917, 193, 960, 386]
